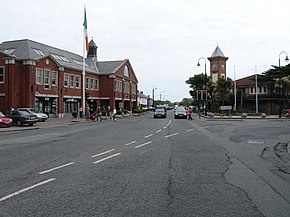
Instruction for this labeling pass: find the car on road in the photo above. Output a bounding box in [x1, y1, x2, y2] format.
[154, 105, 167, 118]
[0, 111, 13, 127]
[174, 106, 187, 119]
[18, 108, 48, 122]
[5, 110, 38, 126]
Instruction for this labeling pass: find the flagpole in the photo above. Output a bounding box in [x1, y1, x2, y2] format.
[255, 65, 258, 114]
[234, 65, 237, 111]
[82, 33, 86, 117]
[82, 5, 87, 117]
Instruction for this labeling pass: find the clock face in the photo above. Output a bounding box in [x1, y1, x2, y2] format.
[212, 65, 217, 70]
[221, 64, 225, 71]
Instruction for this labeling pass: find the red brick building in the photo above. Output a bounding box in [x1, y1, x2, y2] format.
[0, 39, 138, 117]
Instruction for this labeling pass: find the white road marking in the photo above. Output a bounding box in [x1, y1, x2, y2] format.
[124, 141, 136, 146]
[134, 141, 152, 149]
[163, 126, 167, 129]
[139, 150, 149, 155]
[39, 162, 74, 175]
[186, 129, 195, 132]
[0, 178, 56, 202]
[248, 140, 264, 145]
[144, 134, 153, 138]
[93, 153, 121, 164]
[91, 149, 115, 158]
[165, 133, 178, 138]
[155, 129, 162, 133]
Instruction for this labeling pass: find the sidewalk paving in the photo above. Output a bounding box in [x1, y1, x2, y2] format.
[0, 117, 95, 133]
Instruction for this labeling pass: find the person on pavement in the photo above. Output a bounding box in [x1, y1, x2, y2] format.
[112, 107, 117, 122]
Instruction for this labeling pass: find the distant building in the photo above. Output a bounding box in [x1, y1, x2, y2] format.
[208, 46, 229, 82]
[0, 39, 138, 117]
[138, 91, 149, 110]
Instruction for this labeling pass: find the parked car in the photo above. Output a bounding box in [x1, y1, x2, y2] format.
[0, 111, 13, 127]
[5, 110, 38, 126]
[154, 105, 167, 118]
[174, 106, 187, 119]
[18, 108, 48, 122]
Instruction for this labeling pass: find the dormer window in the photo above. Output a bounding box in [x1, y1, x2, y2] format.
[124, 65, 129, 77]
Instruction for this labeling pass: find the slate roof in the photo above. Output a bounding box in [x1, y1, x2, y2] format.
[210, 46, 225, 57]
[0, 39, 126, 75]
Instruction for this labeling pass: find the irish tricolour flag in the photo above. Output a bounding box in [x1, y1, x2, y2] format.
[83, 6, 89, 52]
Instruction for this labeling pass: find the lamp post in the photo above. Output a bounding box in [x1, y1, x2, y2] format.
[197, 57, 207, 78]
[152, 86, 157, 108]
[197, 57, 207, 115]
[278, 51, 289, 118]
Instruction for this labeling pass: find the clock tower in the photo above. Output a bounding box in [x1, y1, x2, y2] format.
[207, 46, 228, 82]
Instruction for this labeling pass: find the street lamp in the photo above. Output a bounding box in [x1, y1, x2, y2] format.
[197, 57, 207, 78]
[278, 51, 289, 118]
[152, 86, 157, 108]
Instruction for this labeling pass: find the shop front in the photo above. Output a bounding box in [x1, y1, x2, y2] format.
[35, 94, 58, 117]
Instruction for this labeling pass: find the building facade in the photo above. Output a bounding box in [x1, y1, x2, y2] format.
[0, 39, 138, 117]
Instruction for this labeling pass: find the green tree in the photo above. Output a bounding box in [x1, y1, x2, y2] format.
[216, 77, 233, 106]
[186, 73, 209, 89]
[180, 98, 192, 107]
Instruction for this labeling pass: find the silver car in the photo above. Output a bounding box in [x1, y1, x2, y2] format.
[18, 108, 48, 122]
[154, 105, 167, 118]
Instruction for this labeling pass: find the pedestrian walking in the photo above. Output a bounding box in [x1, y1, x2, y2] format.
[96, 107, 102, 122]
[79, 107, 83, 118]
[112, 107, 117, 122]
[187, 107, 193, 120]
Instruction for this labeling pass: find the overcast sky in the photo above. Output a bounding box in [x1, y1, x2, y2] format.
[1, 0, 290, 102]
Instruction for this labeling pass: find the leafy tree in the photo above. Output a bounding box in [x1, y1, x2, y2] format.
[216, 77, 233, 106]
[186, 73, 209, 89]
[179, 98, 192, 107]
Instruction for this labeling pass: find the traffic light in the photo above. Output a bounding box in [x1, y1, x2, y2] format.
[202, 90, 207, 100]
[197, 90, 202, 100]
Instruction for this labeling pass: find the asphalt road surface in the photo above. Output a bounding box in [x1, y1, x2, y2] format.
[0, 111, 289, 217]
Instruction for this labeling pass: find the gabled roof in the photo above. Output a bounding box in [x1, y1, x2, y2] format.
[0, 39, 98, 73]
[210, 46, 225, 57]
[97, 60, 125, 74]
[0, 39, 137, 82]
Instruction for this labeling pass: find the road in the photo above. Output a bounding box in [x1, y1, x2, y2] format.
[0, 111, 289, 217]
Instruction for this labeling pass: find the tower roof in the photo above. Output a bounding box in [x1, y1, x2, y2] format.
[89, 39, 98, 48]
[211, 46, 225, 57]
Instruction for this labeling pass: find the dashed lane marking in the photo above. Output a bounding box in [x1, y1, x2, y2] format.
[39, 162, 75, 175]
[0, 178, 56, 202]
[124, 141, 136, 146]
[144, 134, 153, 138]
[165, 133, 178, 138]
[134, 141, 152, 149]
[91, 149, 115, 158]
[93, 153, 122, 164]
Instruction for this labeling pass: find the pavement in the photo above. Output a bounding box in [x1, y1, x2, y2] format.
[0, 113, 289, 133]
[0, 117, 100, 133]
